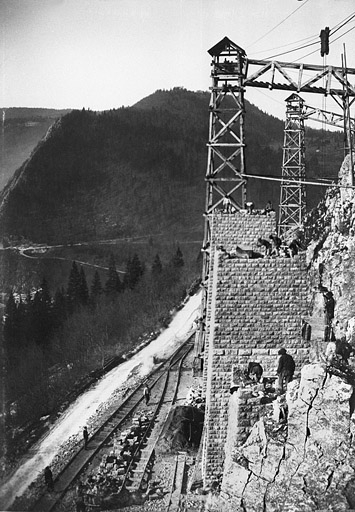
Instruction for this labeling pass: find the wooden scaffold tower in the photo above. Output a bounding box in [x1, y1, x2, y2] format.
[278, 94, 306, 242]
[195, 38, 248, 359]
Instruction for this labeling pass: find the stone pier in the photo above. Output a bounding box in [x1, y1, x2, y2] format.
[202, 212, 312, 485]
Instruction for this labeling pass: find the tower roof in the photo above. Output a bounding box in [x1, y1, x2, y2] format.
[285, 93, 304, 103]
[208, 37, 246, 57]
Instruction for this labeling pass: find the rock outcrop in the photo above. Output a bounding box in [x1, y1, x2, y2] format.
[220, 364, 355, 511]
[216, 153, 355, 512]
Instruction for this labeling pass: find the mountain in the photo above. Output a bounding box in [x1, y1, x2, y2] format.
[0, 88, 343, 246]
[0, 108, 71, 191]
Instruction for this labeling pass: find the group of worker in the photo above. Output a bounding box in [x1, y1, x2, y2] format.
[257, 233, 304, 258]
[244, 348, 296, 426]
[246, 348, 296, 394]
[222, 198, 275, 216]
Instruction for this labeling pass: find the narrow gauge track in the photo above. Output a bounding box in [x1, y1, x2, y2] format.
[165, 452, 187, 511]
[31, 338, 194, 512]
[124, 342, 192, 493]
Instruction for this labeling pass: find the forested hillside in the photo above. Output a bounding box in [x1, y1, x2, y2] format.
[0, 88, 343, 246]
[0, 107, 71, 191]
[0, 88, 345, 464]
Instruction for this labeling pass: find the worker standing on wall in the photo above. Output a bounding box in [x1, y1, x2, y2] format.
[222, 195, 232, 213]
[269, 234, 282, 257]
[277, 348, 295, 392]
[323, 291, 335, 342]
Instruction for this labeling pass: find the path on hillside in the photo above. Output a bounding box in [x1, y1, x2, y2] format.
[12, 231, 202, 275]
[18, 247, 124, 273]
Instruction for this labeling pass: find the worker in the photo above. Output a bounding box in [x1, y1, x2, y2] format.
[269, 234, 282, 256]
[323, 291, 335, 342]
[245, 201, 254, 214]
[277, 348, 295, 392]
[335, 337, 353, 365]
[44, 466, 54, 491]
[83, 426, 89, 450]
[288, 239, 302, 257]
[246, 362, 263, 383]
[222, 195, 232, 213]
[265, 200, 274, 215]
[143, 385, 150, 405]
[257, 237, 272, 257]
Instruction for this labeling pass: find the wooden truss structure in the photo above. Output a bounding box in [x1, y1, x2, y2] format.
[198, 37, 355, 356]
[278, 94, 306, 242]
[203, 38, 247, 254]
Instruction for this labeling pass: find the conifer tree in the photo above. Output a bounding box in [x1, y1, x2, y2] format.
[79, 266, 89, 305]
[172, 246, 184, 268]
[67, 261, 82, 310]
[91, 270, 103, 302]
[105, 254, 122, 295]
[151, 254, 163, 275]
[30, 278, 53, 347]
[124, 253, 144, 290]
[53, 287, 67, 328]
[39, 278, 52, 310]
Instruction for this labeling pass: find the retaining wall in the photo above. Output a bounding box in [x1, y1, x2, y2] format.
[202, 212, 312, 485]
[211, 210, 276, 251]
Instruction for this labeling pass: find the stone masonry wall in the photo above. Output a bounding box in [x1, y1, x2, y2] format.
[202, 213, 312, 485]
[225, 388, 269, 450]
[203, 211, 277, 388]
[211, 210, 276, 251]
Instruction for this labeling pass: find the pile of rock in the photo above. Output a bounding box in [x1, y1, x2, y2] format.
[184, 386, 204, 409]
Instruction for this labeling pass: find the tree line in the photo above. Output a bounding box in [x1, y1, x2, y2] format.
[3, 247, 184, 364]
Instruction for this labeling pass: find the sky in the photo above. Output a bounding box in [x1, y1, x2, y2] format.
[0, 0, 355, 121]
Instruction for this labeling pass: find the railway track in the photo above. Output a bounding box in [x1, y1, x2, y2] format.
[125, 343, 192, 493]
[31, 338, 194, 512]
[166, 451, 187, 511]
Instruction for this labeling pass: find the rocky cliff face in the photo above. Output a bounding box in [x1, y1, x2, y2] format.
[220, 364, 355, 511]
[215, 153, 355, 512]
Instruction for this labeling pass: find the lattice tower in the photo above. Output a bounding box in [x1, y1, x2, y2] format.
[278, 94, 306, 242]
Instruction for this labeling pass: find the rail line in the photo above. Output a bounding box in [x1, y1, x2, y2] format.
[166, 451, 187, 511]
[124, 343, 192, 493]
[30, 338, 194, 512]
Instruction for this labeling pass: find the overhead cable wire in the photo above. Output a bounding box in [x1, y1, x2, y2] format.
[292, 23, 355, 62]
[250, 33, 318, 57]
[248, 0, 310, 48]
[264, 39, 319, 60]
[331, 11, 355, 35]
[240, 173, 353, 188]
[330, 24, 355, 46]
[253, 88, 285, 107]
[256, 10, 355, 62]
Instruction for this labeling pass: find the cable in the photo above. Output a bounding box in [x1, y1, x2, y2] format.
[255, 10, 355, 62]
[241, 173, 352, 189]
[294, 23, 355, 62]
[250, 33, 318, 57]
[264, 39, 319, 61]
[252, 88, 285, 108]
[331, 11, 355, 35]
[330, 24, 355, 46]
[248, 0, 310, 48]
